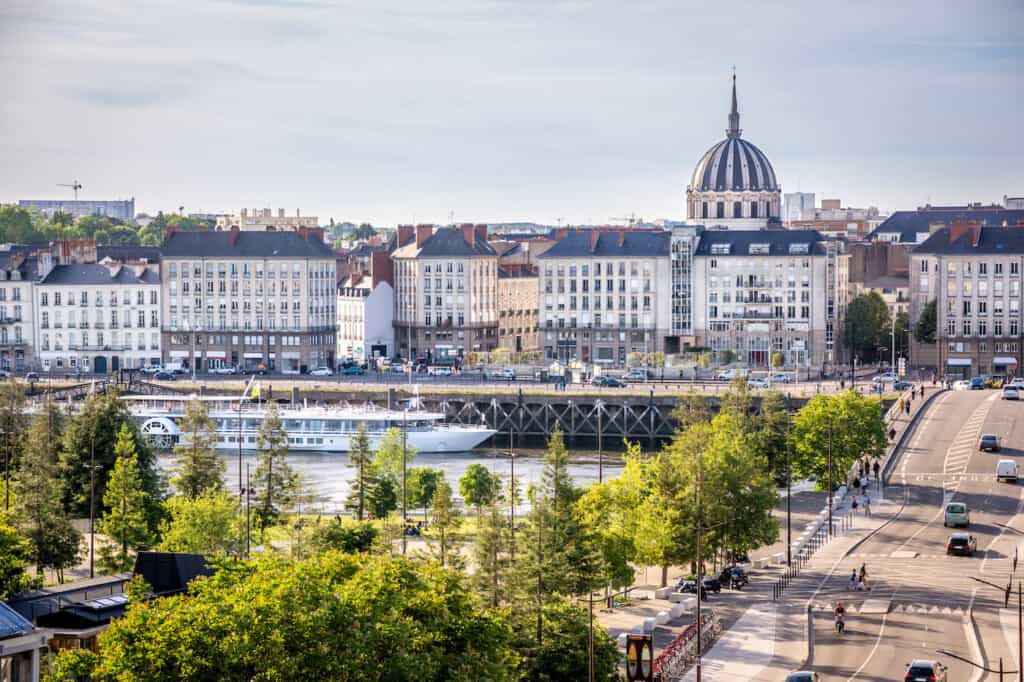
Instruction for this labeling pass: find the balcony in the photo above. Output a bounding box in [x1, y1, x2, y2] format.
[68, 344, 129, 352]
[79, 322, 89, 329]
[0, 316, 22, 325]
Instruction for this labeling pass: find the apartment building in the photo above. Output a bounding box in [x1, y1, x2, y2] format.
[160, 228, 337, 373]
[215, 208, 320, 232]
[336, 275, 394, 362]
[391, 224, 498, 362]
[0, 246, 38, 371]
[497, 266, 539, 354]
[910, 223, 1024, 378]
[692, 230, 847, 370]
[668, 225, 703, 353]
[787, 199, 885, 240]
[34, 241, 161, 373]
[536, 230, 671, 364]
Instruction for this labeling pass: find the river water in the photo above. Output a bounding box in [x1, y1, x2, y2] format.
[157, 448, 626, 514]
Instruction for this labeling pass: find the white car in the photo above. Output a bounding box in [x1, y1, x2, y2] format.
[1010, 378, 1024, 389]
[716, 368, 749, 381]
[769, 373, 792, 384]
[309, 367, 333, 376]
[748, 378, 770, 389]
[954, 379, 971, 391]
[210, 366, 237, 375]
[493, 368, 516, 380]
[1002, 387, 1020, 400]
[872, 373, 899, 384]
[140, 365, 162, 375]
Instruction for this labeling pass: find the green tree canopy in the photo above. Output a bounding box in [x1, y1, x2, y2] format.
[844, 291, 891, 361]
[171, 399, 224, 499]
[158, 490, 246, 557]
[253, 402, 296, 527]
[0, 522, 38, 598]
[374, 426, 416, 480]
[458, 463, 500, 515]
[407, 467, 444, 522]
[914, 299, 937, 344]
[97, 425, 151, 573]
[791, 390, 887, 487]
[309, 519, 378, 554]
[57, 553, 518, 681]
[345, 423, 374, 521]
[509, 596, 619, 682]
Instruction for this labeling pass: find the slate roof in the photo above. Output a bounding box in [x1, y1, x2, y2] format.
[40, 264, 160, 285]
[133, 552, 213, 596]
[98, 245, 161, 262]
[694, 229, 827, 256]
[538, 231, 670, 258]
[392, 226, 497, 258]
[0, 601, 34, 639]
[868, 207, 1024, 243]
[913, 226, 1024, 255]
[162, 231, 336, 259]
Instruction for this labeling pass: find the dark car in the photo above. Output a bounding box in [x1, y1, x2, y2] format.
[978, 434, 1001, 452]
[678, 575, 721, 594]
[592, 376, 626, 388]
[25, 372, 39, 382]
[155, 371, 175, 381]
[718, 566, 749, 589]
[946, 532, 977, 556]
[904, 659, 947, 681]
[969, 377, 985, 390]
[893, 380, 913, 391]
[785, 673, 820, 682]
[342, 366, 365, 375]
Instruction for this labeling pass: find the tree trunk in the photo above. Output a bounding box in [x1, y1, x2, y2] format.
[661, 564, 668, 588]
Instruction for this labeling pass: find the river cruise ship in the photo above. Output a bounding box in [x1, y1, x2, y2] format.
[124, 394, 496, 453]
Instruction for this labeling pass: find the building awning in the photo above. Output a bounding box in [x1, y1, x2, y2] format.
[169, 350, 189, 358]
[994, 356, 1018, 365]
[243, 353, 264, 359]
[204, 351, 226, 359]
[946, 358, 972, 367]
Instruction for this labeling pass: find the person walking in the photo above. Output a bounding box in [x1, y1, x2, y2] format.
[859, 563, 869, 591]
[849, 569, 858, 591]
[872, 460, 880, 479]
[863, 492, 872, 516]
[852, 475, 862, 494]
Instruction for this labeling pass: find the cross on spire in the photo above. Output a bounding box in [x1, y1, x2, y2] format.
[727, 70, 742, 138]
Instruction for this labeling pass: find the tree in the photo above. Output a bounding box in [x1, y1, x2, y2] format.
[374, 426, 416, 481]
[771, 351, 785, 368]
[0, 205, 47, 243]
[791, 390, 887, 487]
[426, 480, 461, 569]
[407, 467, 444, 523]
[158, 491, 246, 557]
[253, 402, 295, 527]
[473, 495, 512, 607]
[59, 392, 163, 533]
[0, 522, 38, 598]
[172, 399, 224, 498]
[458, 463, 500, 517]
[309, 519, 378, 554]
[52, 553, 517, 682]
[719, 349, 736, 365]
[894, 311, 911, 359]
[16, 404, 81, 582]
[510, 596, 619, 682]
[367, 474, 399, 523]
[844, 291, 891, 361]
[915, 299, 937, 344]
[97, 425, 151, 573]
[346, 423, 374, 520]
[750, 390, 792, 484]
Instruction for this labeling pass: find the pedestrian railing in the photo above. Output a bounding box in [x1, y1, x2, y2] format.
[772, 511, 854, 601]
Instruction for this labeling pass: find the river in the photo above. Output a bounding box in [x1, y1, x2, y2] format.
[157, 448, 626, 514]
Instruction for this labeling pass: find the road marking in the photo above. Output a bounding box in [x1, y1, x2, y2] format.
[981, 483, 1024, 575]
[846, 589, 896, 682]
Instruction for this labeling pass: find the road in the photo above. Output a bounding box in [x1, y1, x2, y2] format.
[791, 388, 1024, 680]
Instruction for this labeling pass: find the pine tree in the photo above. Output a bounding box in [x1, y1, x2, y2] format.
[345, 423, 373, 521]
[97, 424, 150, 573]
[172, 399, 224, 498]
[253, 402, 295, 527]
[15, 403, 81, 582]
[427, 480, 462, 569]
[473, 494, 511, 607]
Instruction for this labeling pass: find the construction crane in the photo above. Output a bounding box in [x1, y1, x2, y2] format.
[610, 213, 641, 227]
[57, 180, 82, 200]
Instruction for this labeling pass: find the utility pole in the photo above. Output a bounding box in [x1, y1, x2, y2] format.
[827, 423, 834, 537]
[401, 407, 408, 555]
[88, 430, 97, 579]
[891, 317, 896, 374]
[786, 421, 793, 565]
[509, 419, 515, 561]
[245, 464, 252, 557]
[536, 512, 543, 646]
[695, 450, 703, 682]
[588, 590, 595, 682]
[597, 401, 603, 483]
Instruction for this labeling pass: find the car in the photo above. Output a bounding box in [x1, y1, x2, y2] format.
[904, 660, 947, 682]
[988, 375, 1006, 388]
[748, 378, 770, 389]
[25, 372, 39, 382]
[391, 363, 407, 374]
[1003, 387, 1020, 400]
[969, 377, 985, 390]
[716, 368, 749, 381]
[769, 373, 792, 384]
[155, 371, 175, 381]
[1009, 378, 1024, 389]
[946, 533, 977, 556]
[997, 459, 1019, 482]
[978, 434, 1001, 452]
[678, 575, 721, 594]
[943, 502, 970, 527]
[953, 379, 971, 390]
[140, 365, 162, 375]
[493, 367, 516, 380]
[0, 370, 10, 379]
[592, 376, 626, 388]
[872, 372, 899, 384]
[310, 367, 334, 376]
[210, 366, 237, 375]
[785, 673, 820, 682]
[429, 366, 453, 377]
[893, 380, 913, 391]
[623, 369, 650, 381]
[341, 366, 364, 376]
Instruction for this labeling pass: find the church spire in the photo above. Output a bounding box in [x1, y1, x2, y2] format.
[727, 71, 741, 138]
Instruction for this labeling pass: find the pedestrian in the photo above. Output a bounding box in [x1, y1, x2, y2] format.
[905, 398, 911, 414]
[863, 492, 871, 516]
[852, 495, 859, 512]
[852, 475, 861, 493]
[898, 397, 904, 413]
[859, 563, 868, 587]
[888, 426, 897, 441]
[849, 569, 858, 591]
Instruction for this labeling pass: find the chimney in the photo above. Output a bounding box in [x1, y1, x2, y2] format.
[370, 249, 393, 287]
[416, 224, 433, 248]
[279, 208, 285, 218]
[397, 224, 414, 247]
[590, 230, 600, 252]
[350, 273, 361, 287]
[241, 208, 248, 218]
[618, 230, 626, 247]
[474, 224, 488, 245]
[164, 225, 175, 243]
[462, 223, 475, 247]
[229, 225, 240, 246]
[299, 226, 309, 241]
[948, 221, 981, 247]
[296, 208, 300, 217]
[555, 227, 569, 241]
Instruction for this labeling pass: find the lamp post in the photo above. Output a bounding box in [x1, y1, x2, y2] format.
[401, 406, 408, 556]
[970, 576, 1022, 679]
[2, 430, 9, 512]
[596, 400, 603, 484]
[245, 463, 253, 557]
[88, 429, 98, 579]
[890, 317, 896, 374]
[827, 422, 834, 537]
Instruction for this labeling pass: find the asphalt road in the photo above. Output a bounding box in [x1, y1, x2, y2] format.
[796, 388, 1024, 681]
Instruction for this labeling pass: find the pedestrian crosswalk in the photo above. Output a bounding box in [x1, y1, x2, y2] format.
[808, 601, 969, 615]
[940, 396, 995, 487]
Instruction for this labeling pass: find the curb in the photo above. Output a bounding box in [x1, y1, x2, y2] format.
[881, 387, 947, 487]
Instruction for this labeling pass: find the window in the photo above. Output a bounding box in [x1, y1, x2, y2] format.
[979, 262, 988, 275]
[996, 262, 1004, 275]
[750, 202, 759, 219]
[1013, 262, 1021, 275]
[716, 202, 724, 219]
[733, 201, 742, 218]
[979, 320, 987, 336]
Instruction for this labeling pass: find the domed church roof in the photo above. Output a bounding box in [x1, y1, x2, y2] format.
[689, 75, 779, 193]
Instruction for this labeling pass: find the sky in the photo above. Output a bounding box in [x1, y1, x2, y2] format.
[1, 0, 1022, 226]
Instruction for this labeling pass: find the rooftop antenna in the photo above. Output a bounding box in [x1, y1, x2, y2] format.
[610, 213, 638, 227]
[57, 180, 83, 200]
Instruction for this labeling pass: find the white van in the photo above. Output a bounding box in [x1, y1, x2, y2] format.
[997, 459, 1019, 483]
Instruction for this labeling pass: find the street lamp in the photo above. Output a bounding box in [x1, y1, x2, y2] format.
[87, 429, 101, 579]
[936, 649, 1009, 680]
[401, 406, 408, 556]
[970, 576, 1021, 679]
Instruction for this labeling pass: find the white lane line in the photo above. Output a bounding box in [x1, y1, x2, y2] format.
[981, 483, 1024, 575]
[846, 587, 898, 682]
